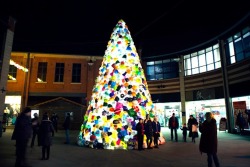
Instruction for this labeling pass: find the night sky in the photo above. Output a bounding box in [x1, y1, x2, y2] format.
[1, 0, 250, 58]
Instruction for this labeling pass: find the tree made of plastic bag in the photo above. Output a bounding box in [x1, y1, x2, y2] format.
[77, 19, 156, 150]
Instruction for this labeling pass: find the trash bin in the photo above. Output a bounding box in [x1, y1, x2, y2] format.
[219, 117, 227, 131]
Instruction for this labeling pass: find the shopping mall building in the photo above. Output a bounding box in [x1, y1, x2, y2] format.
[0, 13, 250, 133]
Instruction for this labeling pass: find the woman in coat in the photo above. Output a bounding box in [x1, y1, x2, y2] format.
[38, 114, 54, 160]
[152, 116, 161, 148]
[144, 114, 153, 149]
[12, 107, 32, 167]
[136, 118, 145, 151]
[187, 115, 198, 143]
[199, 112, 220, 167]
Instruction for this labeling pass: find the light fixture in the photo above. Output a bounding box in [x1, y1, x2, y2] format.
[88, 59, 94, 66]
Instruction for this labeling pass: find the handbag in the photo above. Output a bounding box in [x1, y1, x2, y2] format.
[192, 124, 198, 132]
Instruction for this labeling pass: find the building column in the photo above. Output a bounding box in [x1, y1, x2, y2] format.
[0, 17, 15, 123]
[219, 40, 234, 133]
[21, 53, 32, 109]
[86, 58, 95, 105]
[179, 55, 186, 123]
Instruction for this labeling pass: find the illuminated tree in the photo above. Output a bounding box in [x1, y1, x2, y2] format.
[77, 19, 156, 149]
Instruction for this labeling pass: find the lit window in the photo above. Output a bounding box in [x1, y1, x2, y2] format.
[37, 62, 47, 82]
[8, 65, 17, 81]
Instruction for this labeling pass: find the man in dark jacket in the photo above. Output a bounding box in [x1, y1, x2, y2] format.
[51, 113, 58, 133]
[39, 114, 54, 160]
[199, 112, 220, 167]
[144, 114, 153, 149]
[12, 107, 32, 167]
[168, 113, 179, 142]
[30, 113, 39, 147]
[136, 118, 144, 151]
[63, 113, 71, 144]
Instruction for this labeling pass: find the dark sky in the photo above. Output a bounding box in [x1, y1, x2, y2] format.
[1, 0, 250, 58]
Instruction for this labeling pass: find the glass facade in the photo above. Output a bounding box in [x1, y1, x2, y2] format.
[146, 58, 179, 80]
[225, 26, 250, 65]
[184, 44, 221, 76]
[145, 25, 250, 78]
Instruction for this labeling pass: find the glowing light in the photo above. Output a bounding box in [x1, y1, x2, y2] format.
[10, 59, 28, 72]
[77, 19, 157, 150]
[8, 74, 16, 80]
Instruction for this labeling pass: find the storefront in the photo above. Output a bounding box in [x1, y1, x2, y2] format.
[154, 102, 181, 127]
[4, 95, 21, 126]
[232, 95, 250, 129]
[185, 99, 226, 128]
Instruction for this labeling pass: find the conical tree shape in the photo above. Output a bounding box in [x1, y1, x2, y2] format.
[77, 19, 156, 150]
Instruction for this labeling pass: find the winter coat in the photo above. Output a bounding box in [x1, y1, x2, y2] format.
[188, 117, 198, 137]
[236, 113, 246, 127]
[168, 116, 179, 129]
[11, 113, 32, 141]
[144, 119, 153, 137]
[31, 116, 40, 133]
[152, 121, 161, 133]
[199, 118, 218, 154]
[63, 116, 70, 130]
[136, 122, 144, 137]
[38, 120, 54, 146]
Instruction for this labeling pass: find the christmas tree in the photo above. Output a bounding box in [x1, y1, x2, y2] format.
[77, 19, 156, 150]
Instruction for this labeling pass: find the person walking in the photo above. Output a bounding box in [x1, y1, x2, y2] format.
[63, 112, 71, 144]
[30, 113, 40, 148]
[236, 112, 246, 135]
[180, 123, 188, 142]
[168, 113, 179, 142]
[38, 114, 54, 160]
[199, 112, 220, 167]
[51, 113, 58, 133]
[136, 118, 144, 151]
[11, 107, 32, 167]
[144, 114, 153, 149]
[152, 116, 161, 148]
[188, 115, 198, 142]
[2, 113, 8, 132]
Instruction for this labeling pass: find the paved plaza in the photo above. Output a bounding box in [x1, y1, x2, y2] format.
[0, 128, 249, 167]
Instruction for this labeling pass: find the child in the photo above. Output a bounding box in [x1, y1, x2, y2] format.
[180, 123, 188, 142]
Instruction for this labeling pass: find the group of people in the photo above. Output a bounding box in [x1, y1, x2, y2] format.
[11, 107, 70, 167]
[135, 114, 161, 150]
[168, 113, 199, 143]
[10, 106, 220, 167]
[168, 112, 220, 167]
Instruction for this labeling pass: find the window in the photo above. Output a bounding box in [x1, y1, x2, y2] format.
[206, 50, 214, 71]
[243, 31, 250, 58]
[37, 62, 47, 82]
[8, 65, 17, 80]
[184, 44, 221, 76]
[234, 36, 244, 61]
[146, 58, 179, 80]
[72, 63, 81, 83]
[199, 53, 206, 73]
[54, 63, 64, 82]
[213, 45, 221, 69]
[225, 26, 250, 64]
